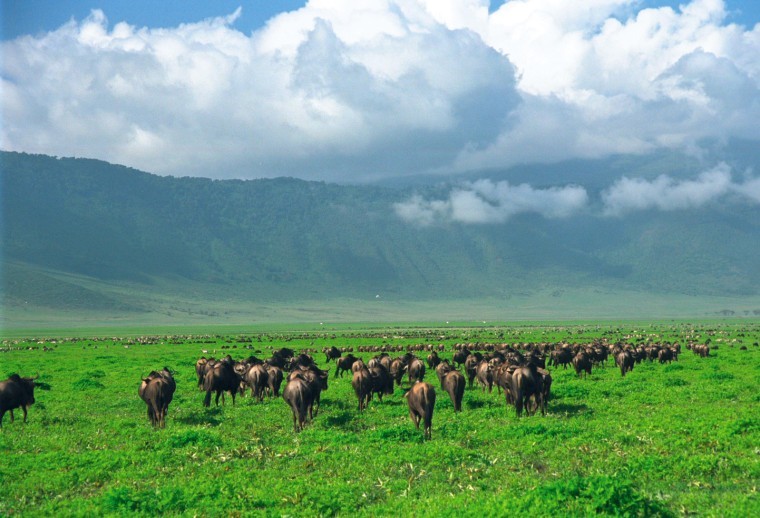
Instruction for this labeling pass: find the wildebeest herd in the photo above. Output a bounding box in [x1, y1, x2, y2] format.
[0, 338, 715, 438]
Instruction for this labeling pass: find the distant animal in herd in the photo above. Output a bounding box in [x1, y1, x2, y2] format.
[0, 373, 38, 427]
[138, 368, 176, 428]
[283, 365, 329, 432]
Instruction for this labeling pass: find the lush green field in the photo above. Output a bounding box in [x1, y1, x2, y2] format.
[1, 322, 758, 516]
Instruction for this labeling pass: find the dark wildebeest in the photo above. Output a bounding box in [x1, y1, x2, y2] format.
[389, 358, 406, 387]
[475, 361, 493, 393]
[442, 370, 465, 412]
[548, 348, 573, 369]
[369, 365, 394, 401]
[407, 358, 426, 385]
[203, 357, 241, 407]
[282, 377, 313, 432]
[352, 368, 372, 412]
[195, 357, 214, 389]
[572, 351, 592, 378]
[404, 382, 436, 439]
[615, 350, 635, 377]
[265, 364, 284, 397]
[452, 348, 470, 368]
[334, 354, 357, 378]
[138, 368, 176, 428]
[289, 365, 329, 418]
[351, 358, 366, 374]
[464, 354, 479, 389]
[244, 364, 269, 401]
[658, 348, 674, 364]
[0, 373, 38, 427]
[511, 365, 544, 417]
[435, 360, 453, 386]
[324, 346, 341, 363]
[426, 351, 441, 369]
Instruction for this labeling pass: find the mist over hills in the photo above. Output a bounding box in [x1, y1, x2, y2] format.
[2, 148, 759, 325]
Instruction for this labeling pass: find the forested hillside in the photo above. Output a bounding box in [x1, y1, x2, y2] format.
[2, 151, 759, 317]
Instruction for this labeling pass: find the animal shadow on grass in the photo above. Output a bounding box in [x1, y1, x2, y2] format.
[177, 407, 223, 427]
[324, 411, 353, 428]
[549, 403, 592, 417]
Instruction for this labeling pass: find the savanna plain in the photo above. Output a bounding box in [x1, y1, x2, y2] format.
[1, 320, 758, 517]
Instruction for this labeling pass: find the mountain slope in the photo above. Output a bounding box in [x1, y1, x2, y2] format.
[2, 151, 759, 322]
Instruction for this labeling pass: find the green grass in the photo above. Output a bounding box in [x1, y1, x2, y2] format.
[1, 321, 759, 516]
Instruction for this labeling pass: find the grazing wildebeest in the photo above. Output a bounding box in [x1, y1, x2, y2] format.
[138, 368, 176, 428]
[404, 382, 436, 439]
[289, 365, 329, 418]
[334, 355, 357, 378]
[195, 357, 214, 389]
[426, 351, 441, 369]
[442, 370, 465, 412]
[511, 365, 544, 417]
[475, 361, 493, 393]
[435, 360, 453, 386]
[548, 348, 573, 369]
[452, 348, 470, 368]
[244, 364, 269, 401]
[265, 364, 284, 397]
[324, 346, 341, 363]
[0, 373, 38, 427]
[203, 357, 241, 407]
[572, 351, 592, 378]
[389, 358, 406, 387]
[368, 365, 394, 401]
[352, 368, 372, 412]
[615, 350, 635, 377]
[464, 354, 479, 389]
[407, 358, 426, 384]
[282, 377, 313, 432]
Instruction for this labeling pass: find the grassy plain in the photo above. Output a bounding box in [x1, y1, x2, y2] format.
[1, 321, 758, 516]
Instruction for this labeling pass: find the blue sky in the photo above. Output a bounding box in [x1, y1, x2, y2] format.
[2, 0, 759, 196]
[2, 0, 757, 40]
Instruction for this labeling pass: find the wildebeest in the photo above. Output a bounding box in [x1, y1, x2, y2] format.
[407, 358, 426, 385]
[195, 357, 214, 389]
[0, 373, 38, 427]
[203, 357, 241, 407]
[465, 354, 479, 388]
[265, 364, 284, 397]
[244, 364, 269, 401]
[404, 382, 436, 439]
[572, 351, 592, 378]
[352, 368, 372, 412]
[282, 377, 313, 432]
[368, 365, 394, 401]
[288, 365, 329, 418]
[452, 348, 470, 368]
[138, 368, 176, 428]
[324, 346, 341, 363]
[615, 350, 635, 377]
[426, 351, 441, 369]
[511, 365, 544, 417]
[334, 354, 357, 378]
[442, 370, 465, 412]
[475, 361, 493, 393]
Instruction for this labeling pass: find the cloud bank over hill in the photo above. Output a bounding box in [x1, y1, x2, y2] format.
[395, 162, 760, 224]
[2, 0, 759, 182]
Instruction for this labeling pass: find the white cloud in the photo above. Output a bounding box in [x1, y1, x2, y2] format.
[394, 179, 588, 225]
[601, 162, 734, 215]
[1, 1, 759, 181]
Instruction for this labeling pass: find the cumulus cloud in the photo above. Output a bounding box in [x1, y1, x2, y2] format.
[394, 179, 588, 225]
[601, 162, 735, 215]
[1, 1, 759, 181]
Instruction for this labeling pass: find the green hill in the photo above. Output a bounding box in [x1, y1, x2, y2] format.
[2, 150, 759, 326]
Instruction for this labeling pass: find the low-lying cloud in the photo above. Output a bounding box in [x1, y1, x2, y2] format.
[394, 179, 588, 225]
[397, 164, 760, 225]
[601, 163, 734, 216]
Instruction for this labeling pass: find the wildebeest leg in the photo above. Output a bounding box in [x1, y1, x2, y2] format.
[22, 406, 28, 423]
[410, 409, 420, 429]
[9, 409, 15, 423]
[0, 409, 6, 427]
[231, 391, 236, 406]
[215, 390, 222, 406]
